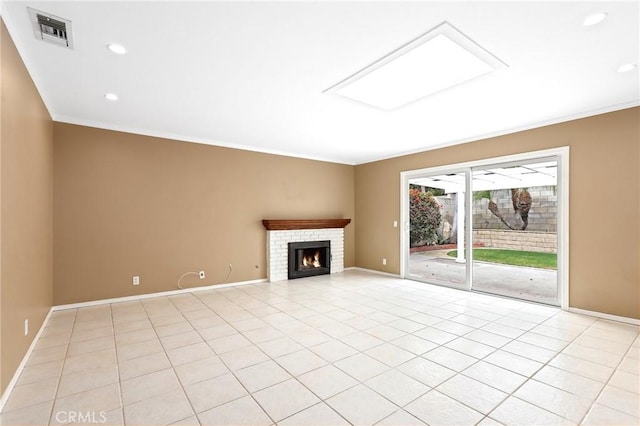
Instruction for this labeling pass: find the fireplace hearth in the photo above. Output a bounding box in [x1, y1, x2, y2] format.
[288, 240, 331, 279]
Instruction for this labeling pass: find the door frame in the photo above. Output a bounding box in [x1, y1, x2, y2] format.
[400, 147, 569, 310]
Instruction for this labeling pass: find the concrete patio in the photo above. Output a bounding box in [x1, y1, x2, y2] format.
[408, 250, 558, 306]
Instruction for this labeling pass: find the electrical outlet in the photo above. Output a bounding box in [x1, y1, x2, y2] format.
[382, 258, 387, 265]
[199, 271, 205, 279]
[133, 276, 140, 286]
[24, 319, 29, 336]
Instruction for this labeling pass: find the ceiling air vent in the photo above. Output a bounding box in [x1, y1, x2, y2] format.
[28, 7, 74, 49]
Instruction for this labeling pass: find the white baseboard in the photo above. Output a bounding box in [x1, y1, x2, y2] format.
[53, 278, 268, 311]
[0, 307, 53, 412]
[568, 307, 640, 326]
[345, 267, 401, 278]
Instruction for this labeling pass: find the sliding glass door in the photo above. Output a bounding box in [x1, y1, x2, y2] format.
[407, 170, 468, 290]
[470, 158, 558, 305]
[402, 151, 564, 306]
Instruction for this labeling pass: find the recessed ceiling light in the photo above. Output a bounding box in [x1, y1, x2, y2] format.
[583, 12, 608, 26]
[104, 93, 118, 101]
[324, 22, 506, 110]
[107, 43, 127, 54]
[617, 63, 637, 73]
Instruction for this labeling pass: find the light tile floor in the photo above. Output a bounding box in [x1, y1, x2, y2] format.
[1, 270, 638, 425]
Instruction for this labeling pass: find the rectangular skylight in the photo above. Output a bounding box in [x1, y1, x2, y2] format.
[325, 22, 506, 110]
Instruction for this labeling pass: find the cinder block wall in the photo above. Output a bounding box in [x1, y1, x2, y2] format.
[473, 186, 557, 232]
[473, 229, 557, 253]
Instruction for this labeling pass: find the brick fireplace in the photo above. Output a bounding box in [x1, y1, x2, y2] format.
[262, 219, 351, 282]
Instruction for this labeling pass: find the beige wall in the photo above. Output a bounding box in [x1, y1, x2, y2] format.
[355, 108, 640, 319]
[53, 124, 355, 305]
[1, 21, 53, 393]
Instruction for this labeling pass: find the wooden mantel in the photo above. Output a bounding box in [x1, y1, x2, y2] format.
[262, 219, 351, 231]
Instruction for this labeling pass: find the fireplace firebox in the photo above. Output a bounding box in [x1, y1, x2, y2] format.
[288, 240, 331, 279]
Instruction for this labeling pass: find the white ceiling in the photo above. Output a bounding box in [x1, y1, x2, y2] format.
[2, 1, 638, 165]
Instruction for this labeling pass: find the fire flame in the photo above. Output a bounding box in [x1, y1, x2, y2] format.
[303, 250, 321, 268]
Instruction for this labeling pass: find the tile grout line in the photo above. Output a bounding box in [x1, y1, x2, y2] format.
[254, 286, 387, 426]
[116, 282, 494, 424]
[482, 311, 636, 425]
[165, 282, 638, 425]
[166, 294, 219, 425]
[109, 303, 126, 426]
[139, 296, 199, 425]
[415, 309, 539, 424]
[481, 308, 581, 424]
[262, 276, 636, 426]
[200, 281, 391, 425]
[168, 292, 272, 425]
[176, 290, 294, 425]
[576, 320, 639, 424]
[227, 280, 484, 424]
[266, 277, 547, 425]
[362, 279, 561, 422]
[202, 290, 354, 425]
[364, 303, 580, 423]
[46, 308, 78, 425]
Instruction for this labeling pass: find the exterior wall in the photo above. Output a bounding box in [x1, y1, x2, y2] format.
[355, 107, 639, 319]
[473, 186, 557, 232]
[0, 21, 54, 394]
[266, 228, 345, 282]
[431, 186, 558, 244]
[473, 230, 556, 253]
